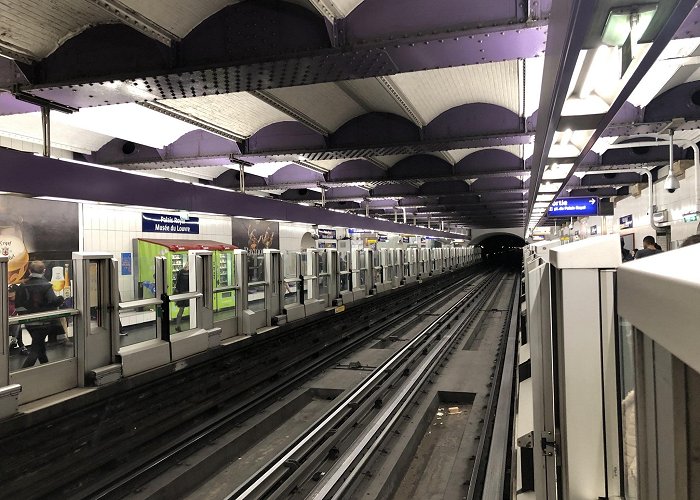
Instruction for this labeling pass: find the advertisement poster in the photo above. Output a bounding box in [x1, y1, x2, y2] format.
[120, 252, 132, 275]
[232, 219, 279, 251]
[0, 195, 79, 284]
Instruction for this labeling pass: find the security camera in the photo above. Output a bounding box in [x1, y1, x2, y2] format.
[664, 173, 680, 193]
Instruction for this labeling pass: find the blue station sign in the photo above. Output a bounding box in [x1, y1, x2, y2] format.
[547, 197, 599, 217]
[142, 212, 200, 234]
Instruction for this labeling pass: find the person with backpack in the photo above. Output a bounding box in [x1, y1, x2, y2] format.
[16, 261, 64, 368]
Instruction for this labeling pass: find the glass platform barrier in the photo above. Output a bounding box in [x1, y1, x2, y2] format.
[337, 249, 353, 305]
[303, 249, 325, 316]
[350, 249, 367, 301]
[282, 251, 305, 322]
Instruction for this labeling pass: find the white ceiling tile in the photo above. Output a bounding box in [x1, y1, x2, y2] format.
[267, 83, 365, 132]
[446, 145, 523, 163]
[0, 112, 112, 153]
[387, 61, 520, 123]
[120, 0, 238, 38]
[165, 93, 293, 137]
[0, 0, 113, 58]
[55, 103, 197, 148]
[338, 79, 416, 122]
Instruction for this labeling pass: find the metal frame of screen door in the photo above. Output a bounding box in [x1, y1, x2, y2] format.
[264, 249, 282, 325]
[10, 260, 81, 405]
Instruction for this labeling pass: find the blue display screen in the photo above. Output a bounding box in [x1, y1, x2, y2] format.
[547, 197, 599, 217]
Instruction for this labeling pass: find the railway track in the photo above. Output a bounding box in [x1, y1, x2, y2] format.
[228, 270, 509, 499]
[81, 268, 492, 500]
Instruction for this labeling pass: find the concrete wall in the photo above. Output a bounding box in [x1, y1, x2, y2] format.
[613, 162, 698, 249]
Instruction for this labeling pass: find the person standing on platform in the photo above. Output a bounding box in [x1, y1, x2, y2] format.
[16, 261, 64, 368]
[174, 263, 190, 332]
[634, 236, 663, 259]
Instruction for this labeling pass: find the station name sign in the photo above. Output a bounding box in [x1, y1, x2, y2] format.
[317, 228, 337, 239]
[142, 212, 200, 234]
[547, 197, 599, 217]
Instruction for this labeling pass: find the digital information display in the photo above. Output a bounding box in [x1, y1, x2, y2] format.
[547, 197, 599, 217]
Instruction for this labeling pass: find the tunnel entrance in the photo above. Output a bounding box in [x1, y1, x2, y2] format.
[477, 234, 526, 269]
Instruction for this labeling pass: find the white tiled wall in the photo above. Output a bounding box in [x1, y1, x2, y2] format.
[82, 204, 232, 301]
[613, 163, 699, 248]
[0, 135, 74, 159]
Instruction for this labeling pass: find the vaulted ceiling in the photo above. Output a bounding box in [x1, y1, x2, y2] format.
[0, 0, 699, 232]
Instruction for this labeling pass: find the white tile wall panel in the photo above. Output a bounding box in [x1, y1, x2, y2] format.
[267, 83, 366, 132]
[120, 0, 237, 38]
[0, 113, 113, 153]
[165, 93, 293, 138]
[0, 0, 113, 59]
[387, 61, 520, 123]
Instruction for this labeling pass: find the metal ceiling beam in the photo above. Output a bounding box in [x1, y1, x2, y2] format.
[13, 19, 547, 107]
[85, 0, 179, 46]
[0, 40, 36, 64]
[528, 0, 698, 222]
[238, 131, 534, 161]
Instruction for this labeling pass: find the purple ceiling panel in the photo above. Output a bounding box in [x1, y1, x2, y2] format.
[644, 81, 700, 122]
[166, 130, 241, 158]
[43, 24, 171, 85]
[419, 181, 469, 195]
[601, 143, 684, 165]
[345, 0, 524, 41]
[180, 1, 330, 67]
[373, 184, 419, 196]
[580, 172, 642, 185]
[390, 155, 452, 178]
[382, 25, 547, 72]
[331, 113, 420, 147]
[0, 92, 39, 115]
[326, 201, 360, 210]
[89, 138, 164, 165]
[328, 159, 385, 181]
[674, 4, 700, 39]
[425, 103, 522, 140]
[368, 199, 398, 208]
[473, 191, 524, 202]
[568, 187, 618, 197]
[269, 163, 324, 184]
[438, 194, 481, 204]
[247, 121, 326, 152]
[326, 186, 367, 198]
[0, 149, 463, 238]
[213, 170, 267, 188]
[455, 148, 522, 175]
[611, 101, 643, 124]
[471, 177, 522, 190]
[280, 188, 322, 201]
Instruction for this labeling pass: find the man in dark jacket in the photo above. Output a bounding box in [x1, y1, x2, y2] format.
[635, 236, 663, 259]
[17, 261, 64, 368]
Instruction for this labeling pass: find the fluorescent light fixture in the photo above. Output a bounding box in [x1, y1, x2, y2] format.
[560, 128, 573, 147]
[602, 5, 657, 47]
[536, 194, 555, 202]
[543, 162, 575, 180]
[539, 182, 563, 193]
[534, 202, 550, 209]
[234, 215, 262, 220]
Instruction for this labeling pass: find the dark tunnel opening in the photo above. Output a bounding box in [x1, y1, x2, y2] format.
[479, 234, 526, 269]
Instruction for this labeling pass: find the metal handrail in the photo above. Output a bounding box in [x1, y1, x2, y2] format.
[247, 280, 267, 287]
[213, 285, 238, 293]
[9, 308, 79, 324]
[119, 298, 161, 311]
[169, 291, 202, 302]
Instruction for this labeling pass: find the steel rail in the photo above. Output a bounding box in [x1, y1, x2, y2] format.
[86, 268, 484, 500]
[308, 272, 505, 500]
[231, 271, 501, 499]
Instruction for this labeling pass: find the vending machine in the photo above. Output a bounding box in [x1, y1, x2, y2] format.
[136, 239, 237, 318]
